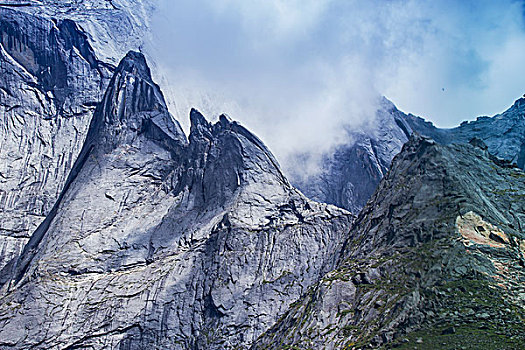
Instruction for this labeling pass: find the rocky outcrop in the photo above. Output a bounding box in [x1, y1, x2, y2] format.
[254, 135, 525, 349]
[404, 96, 525, 168]
[0, 7, 112, 270]
[0, 51, 352, 349]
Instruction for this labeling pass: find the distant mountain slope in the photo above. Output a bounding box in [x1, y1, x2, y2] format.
[288, 98, 412, 214]
[405, 96, 525, 168]
[290, 97, 525, 213]
[254, 135, 525, 349]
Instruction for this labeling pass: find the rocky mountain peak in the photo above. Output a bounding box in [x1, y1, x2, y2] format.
[291, 93, 525, 215]
[89, 50, 186, 153]
[510, 96, 525, 110]
[0, 48, 353, 349]
[218, 113, 232, 126]
[96, 50, 166, 126]
[115, 50, 152, 79]
[0, 50, 188, 288]
[180, 106, 293, 219]
[190, 107, 211, 130]
[289, 98, 414, 214]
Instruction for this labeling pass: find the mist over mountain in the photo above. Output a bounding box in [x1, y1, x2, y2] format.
[0, 1, 524, 349]
[290, 96, 525, 213]
[148, 0, 525, 164]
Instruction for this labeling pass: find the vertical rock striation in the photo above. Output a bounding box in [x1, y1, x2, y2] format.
[0, 7, 112, 270]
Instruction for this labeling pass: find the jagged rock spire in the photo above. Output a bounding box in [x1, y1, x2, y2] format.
[1, 51, 187, 288]
[88, 50, 186, 152]
[0, 48, 352, 350]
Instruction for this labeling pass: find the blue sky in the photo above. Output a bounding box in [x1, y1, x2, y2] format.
[148, 0, 525, 161]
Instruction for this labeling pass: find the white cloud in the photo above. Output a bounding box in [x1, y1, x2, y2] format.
[381, 0, 525, 126]
[145, 0, 525, 170]
[209, 0, 331, 44]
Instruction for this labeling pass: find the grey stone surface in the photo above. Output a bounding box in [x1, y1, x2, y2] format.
[289, 98, 412, 214]
[0, 0, 152, 65]
[0, 7, 113, 271]
[404, 97, 525, 168]
[0, 51, 352, 349]
[0, 0, 153, 273]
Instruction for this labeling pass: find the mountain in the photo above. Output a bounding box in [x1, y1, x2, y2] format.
[0, 0, 152, 65]
[1, 3, 524, 349]
[404, 97, 525, 168]
[289, 98, 412, 214]
[0, 0, 156, 272]
[290, 97, 525, 214]
[0, 51, 352, 349]
[254, 135, 525, 349]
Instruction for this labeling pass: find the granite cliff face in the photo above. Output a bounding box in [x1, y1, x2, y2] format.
[0, 0, 155, 273]
[0, 0, 152, 65]
[0, 6, 113, 271]
[255, 136, 525, 349]
[0, 51, 352, 349]
[291, 97, 525, 214]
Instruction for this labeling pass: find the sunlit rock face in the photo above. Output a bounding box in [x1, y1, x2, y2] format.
[0, 51, 352, 350]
